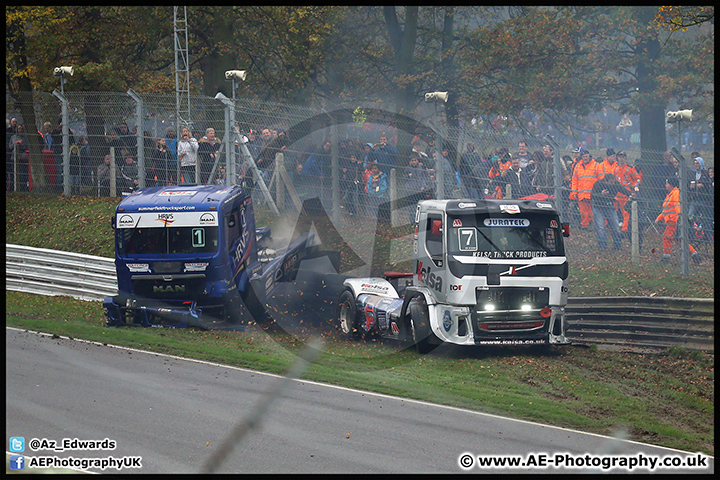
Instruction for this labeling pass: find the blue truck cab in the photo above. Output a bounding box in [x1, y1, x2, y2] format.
[103, 185, 313, 329]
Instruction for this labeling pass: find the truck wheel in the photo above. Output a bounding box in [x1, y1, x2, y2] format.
[337, 289, 361, 340]
[408, 296, 435, 354]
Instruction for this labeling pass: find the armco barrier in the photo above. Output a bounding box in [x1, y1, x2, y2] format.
[5, 244, 714, 351]
[566, 296, 714, 352]
[6, 244, 117, 302]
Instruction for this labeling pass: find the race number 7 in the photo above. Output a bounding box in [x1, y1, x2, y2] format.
[458, 228, 477, 251]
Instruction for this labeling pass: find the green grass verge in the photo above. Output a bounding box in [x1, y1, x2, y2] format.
[6, 291, 714, 456]
[4, 192, 715, 455]
[5, 192, 714, 298]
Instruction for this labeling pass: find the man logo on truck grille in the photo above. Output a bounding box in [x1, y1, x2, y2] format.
[153, 284, 186, 293]
[200, 213, 216, 225]
[118, 215, 135, 228]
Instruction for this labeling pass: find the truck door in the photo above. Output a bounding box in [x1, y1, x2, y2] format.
[225, 208, 240, 256]
[425, 213, 444, 268]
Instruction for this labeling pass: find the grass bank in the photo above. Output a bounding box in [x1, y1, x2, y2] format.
[5, 192, 714, 298]
[6, 290, 714, 456]
[5, 192, 715, 455]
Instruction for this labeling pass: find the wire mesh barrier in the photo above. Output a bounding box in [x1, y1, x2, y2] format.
[6, 91, 714, 276]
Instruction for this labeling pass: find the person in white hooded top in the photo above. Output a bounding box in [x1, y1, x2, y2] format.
[177, 126, 199, 184]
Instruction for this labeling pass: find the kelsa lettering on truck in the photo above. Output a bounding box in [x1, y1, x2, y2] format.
[416, 261, 443, 292]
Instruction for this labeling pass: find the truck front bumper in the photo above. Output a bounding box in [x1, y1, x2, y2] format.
[428, 304, 570, 346]
[103, 295, 244, 329]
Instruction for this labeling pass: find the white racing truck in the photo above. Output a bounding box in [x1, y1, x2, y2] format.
[336, 198, 571, 352]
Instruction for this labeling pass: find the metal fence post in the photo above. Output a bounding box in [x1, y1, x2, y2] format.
[275, 152, 285, 211]
[13, 144, 18, 192]
[544, 134, 564, 222]
[127, 89, 145, 189]
[432, 102, 445, 200]
[670, 148, 690, 276]
[109, 147, 117, 198]
[390, 168, 398, 225]
[237, 136, 279, 215]
[52, 89, 70, 197]
[224, 101, 233, 186]
[631, 200, 639, 265]
[331, 123, 340, 224]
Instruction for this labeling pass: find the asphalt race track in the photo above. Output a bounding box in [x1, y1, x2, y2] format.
[6, 328, 713, 474]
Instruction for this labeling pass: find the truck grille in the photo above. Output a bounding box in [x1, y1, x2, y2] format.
[475, 287, 550, 311]
[472, 287, 551, 341]
[131, 274, 206, 300]
[152, 261, 183, 274]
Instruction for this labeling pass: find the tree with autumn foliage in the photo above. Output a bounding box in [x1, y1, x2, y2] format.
[655, 6, 714, 31]
[6, 6, 712, 198]
[456, 6, 713, 203]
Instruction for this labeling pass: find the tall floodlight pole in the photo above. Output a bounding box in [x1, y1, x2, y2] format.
[174, 6, 191, 183]
[214, 92, 234, 185]
[225, 70, 247, 186]
[52, 66, 73, 196]
[53, 66, 73, 95]
[424, 91, 449, 199]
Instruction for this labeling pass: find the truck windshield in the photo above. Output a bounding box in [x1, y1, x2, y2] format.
[448, 213, 564, 259]
[119, 226, 219, 256]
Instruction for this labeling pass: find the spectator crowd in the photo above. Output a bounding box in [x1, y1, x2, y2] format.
[6, 115, 713, 263]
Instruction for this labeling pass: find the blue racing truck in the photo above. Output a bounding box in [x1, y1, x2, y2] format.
[103, 185, 322, 329]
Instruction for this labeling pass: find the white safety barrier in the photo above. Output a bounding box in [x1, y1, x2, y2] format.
[6, 244, 117, 302]
[5, 244, 713, 351]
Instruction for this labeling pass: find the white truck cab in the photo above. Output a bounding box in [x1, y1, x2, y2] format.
[338, 198, 571, 352]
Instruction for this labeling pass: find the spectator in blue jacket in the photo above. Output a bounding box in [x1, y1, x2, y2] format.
[366, 161, 389, 218]
[371, 133, 399, 170]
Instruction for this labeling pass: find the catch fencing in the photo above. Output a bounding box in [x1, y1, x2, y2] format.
[5, 244, 713, 352]
[5, 91, 715, 276]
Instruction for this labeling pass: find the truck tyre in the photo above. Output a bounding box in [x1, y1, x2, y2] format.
[408, 295, 435, 354]
[337, 289, 361, 340]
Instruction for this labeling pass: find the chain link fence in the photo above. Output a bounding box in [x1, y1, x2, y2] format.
[6, 90, 714, 275]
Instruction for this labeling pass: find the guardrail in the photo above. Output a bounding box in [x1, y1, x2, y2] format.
[566, 296, 714, 352]
[5, 244, 714, 351]
[6, 244, 117, 302]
